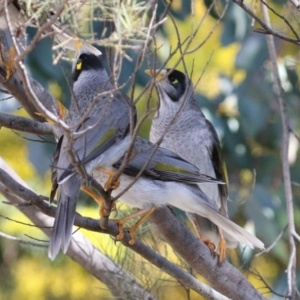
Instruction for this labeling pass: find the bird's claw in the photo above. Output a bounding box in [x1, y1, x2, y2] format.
[216, 238, 226, 263]
[203, 239, 216, 252]
[115, 226, 136, 245]
[104, 178, 120, 190]
[99, 201, 117, 218]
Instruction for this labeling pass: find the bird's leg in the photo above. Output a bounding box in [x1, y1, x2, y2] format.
[191, 218, 216, 251]
[216, 227, 227, 263]
[96, 167, 120, 190]
[81, 186, 117, 217]
[124, 206, 157, 245]
[112, 207, 157, 244]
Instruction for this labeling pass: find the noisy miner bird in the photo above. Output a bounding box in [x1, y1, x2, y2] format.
[48, 46, 218, 259]
[48, 46, 136, 260]
[49, 48, 263, 260]
[147, 68, 263, 261]
[92, 136, 263, 251]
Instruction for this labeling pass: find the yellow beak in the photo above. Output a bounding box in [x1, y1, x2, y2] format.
[145, 69, 167, 81]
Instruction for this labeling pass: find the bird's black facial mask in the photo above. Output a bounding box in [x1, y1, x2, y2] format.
[165, 69, 186, 102]
[72, 53, 103, 82]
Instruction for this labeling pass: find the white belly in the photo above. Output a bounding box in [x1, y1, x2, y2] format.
[92, 169, 169, 209]
[92, 168, 211, 218]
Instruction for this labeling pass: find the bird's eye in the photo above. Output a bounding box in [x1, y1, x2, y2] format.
[169, 75, 178, 85]
[76, 59, 82, 71]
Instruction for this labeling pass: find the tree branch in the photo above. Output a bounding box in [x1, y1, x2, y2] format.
[149, 208, 267, 300]
[232, 0, 300, 45]
[261, 2, 297, 299]
[0, 112, 54, 135]
[0, 157, 157, 300]
[0, 30, 61, 122]
[0, 158, 229, 300]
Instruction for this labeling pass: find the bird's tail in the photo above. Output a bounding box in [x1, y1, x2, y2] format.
[185, 187, 264, 249]
[203, 208, 264, 249]
[48, 175, 80, 260]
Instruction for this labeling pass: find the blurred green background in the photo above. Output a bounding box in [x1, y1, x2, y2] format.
[0, 0, 300, 298]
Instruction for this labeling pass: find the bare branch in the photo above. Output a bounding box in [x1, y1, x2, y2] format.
[149, 208, 267, 300]
[15, 1, 67, 64]
[0, 230, 47, 247]
[232, 0, 300, 45]
[0, 157, 157, 300]
[255, 225, 288, 257]
[0, 112, 54, 135]
[259, 0, 300, 40]
[287, 0, 300, 10]
[261, 2, 297, 298]
[0, 158, 232, 300]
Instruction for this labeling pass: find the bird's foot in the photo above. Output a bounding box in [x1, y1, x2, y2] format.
[111, 207, 157, 244]
[123, 225, 138, 245]
[105, 176, 120, 190]
[202, 239, 216, 252]
[191, 219, 216, 251]
[216, 237, 227, 263]
[99, 201, 117, 217]
[97, 167, 120, 190]
[82, 185, 115, 217]
[111, 218, 126, 241]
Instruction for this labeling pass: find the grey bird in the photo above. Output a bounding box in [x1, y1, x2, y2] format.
[147, 68, 263, 261]
[49, 50, 263, 260]
[49, 46, 223, 258]
[92, 136, 263, 251]
[48, 46, 136, 260]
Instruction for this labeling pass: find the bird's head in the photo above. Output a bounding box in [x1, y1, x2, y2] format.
[145, 68, 194, 110]
[72, 44, 103, 82]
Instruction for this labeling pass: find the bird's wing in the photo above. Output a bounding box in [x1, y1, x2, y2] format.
[113, 137, 223, 184]
[205, 120, 228, 215]
[57, 101, 136, 183]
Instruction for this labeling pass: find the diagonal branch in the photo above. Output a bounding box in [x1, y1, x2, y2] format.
[149, 208, 267, 300]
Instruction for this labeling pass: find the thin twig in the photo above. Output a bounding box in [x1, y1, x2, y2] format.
[259, 0, 300, 40]
[0, 231, 47, 247]
[261, 2, 297, 298]
[232, 0, 300, 45]
[255, 225, 288, 257]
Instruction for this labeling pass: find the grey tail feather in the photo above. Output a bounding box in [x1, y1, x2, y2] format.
[48, 176, 80, 260]
[189, 187, 264, 249]
[202, 206, 265, 249]
[187, 213, 238, 248]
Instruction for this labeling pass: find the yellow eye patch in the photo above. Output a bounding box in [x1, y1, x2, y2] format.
[76, 59, 82, 71]
[170, 78, 178, 84]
